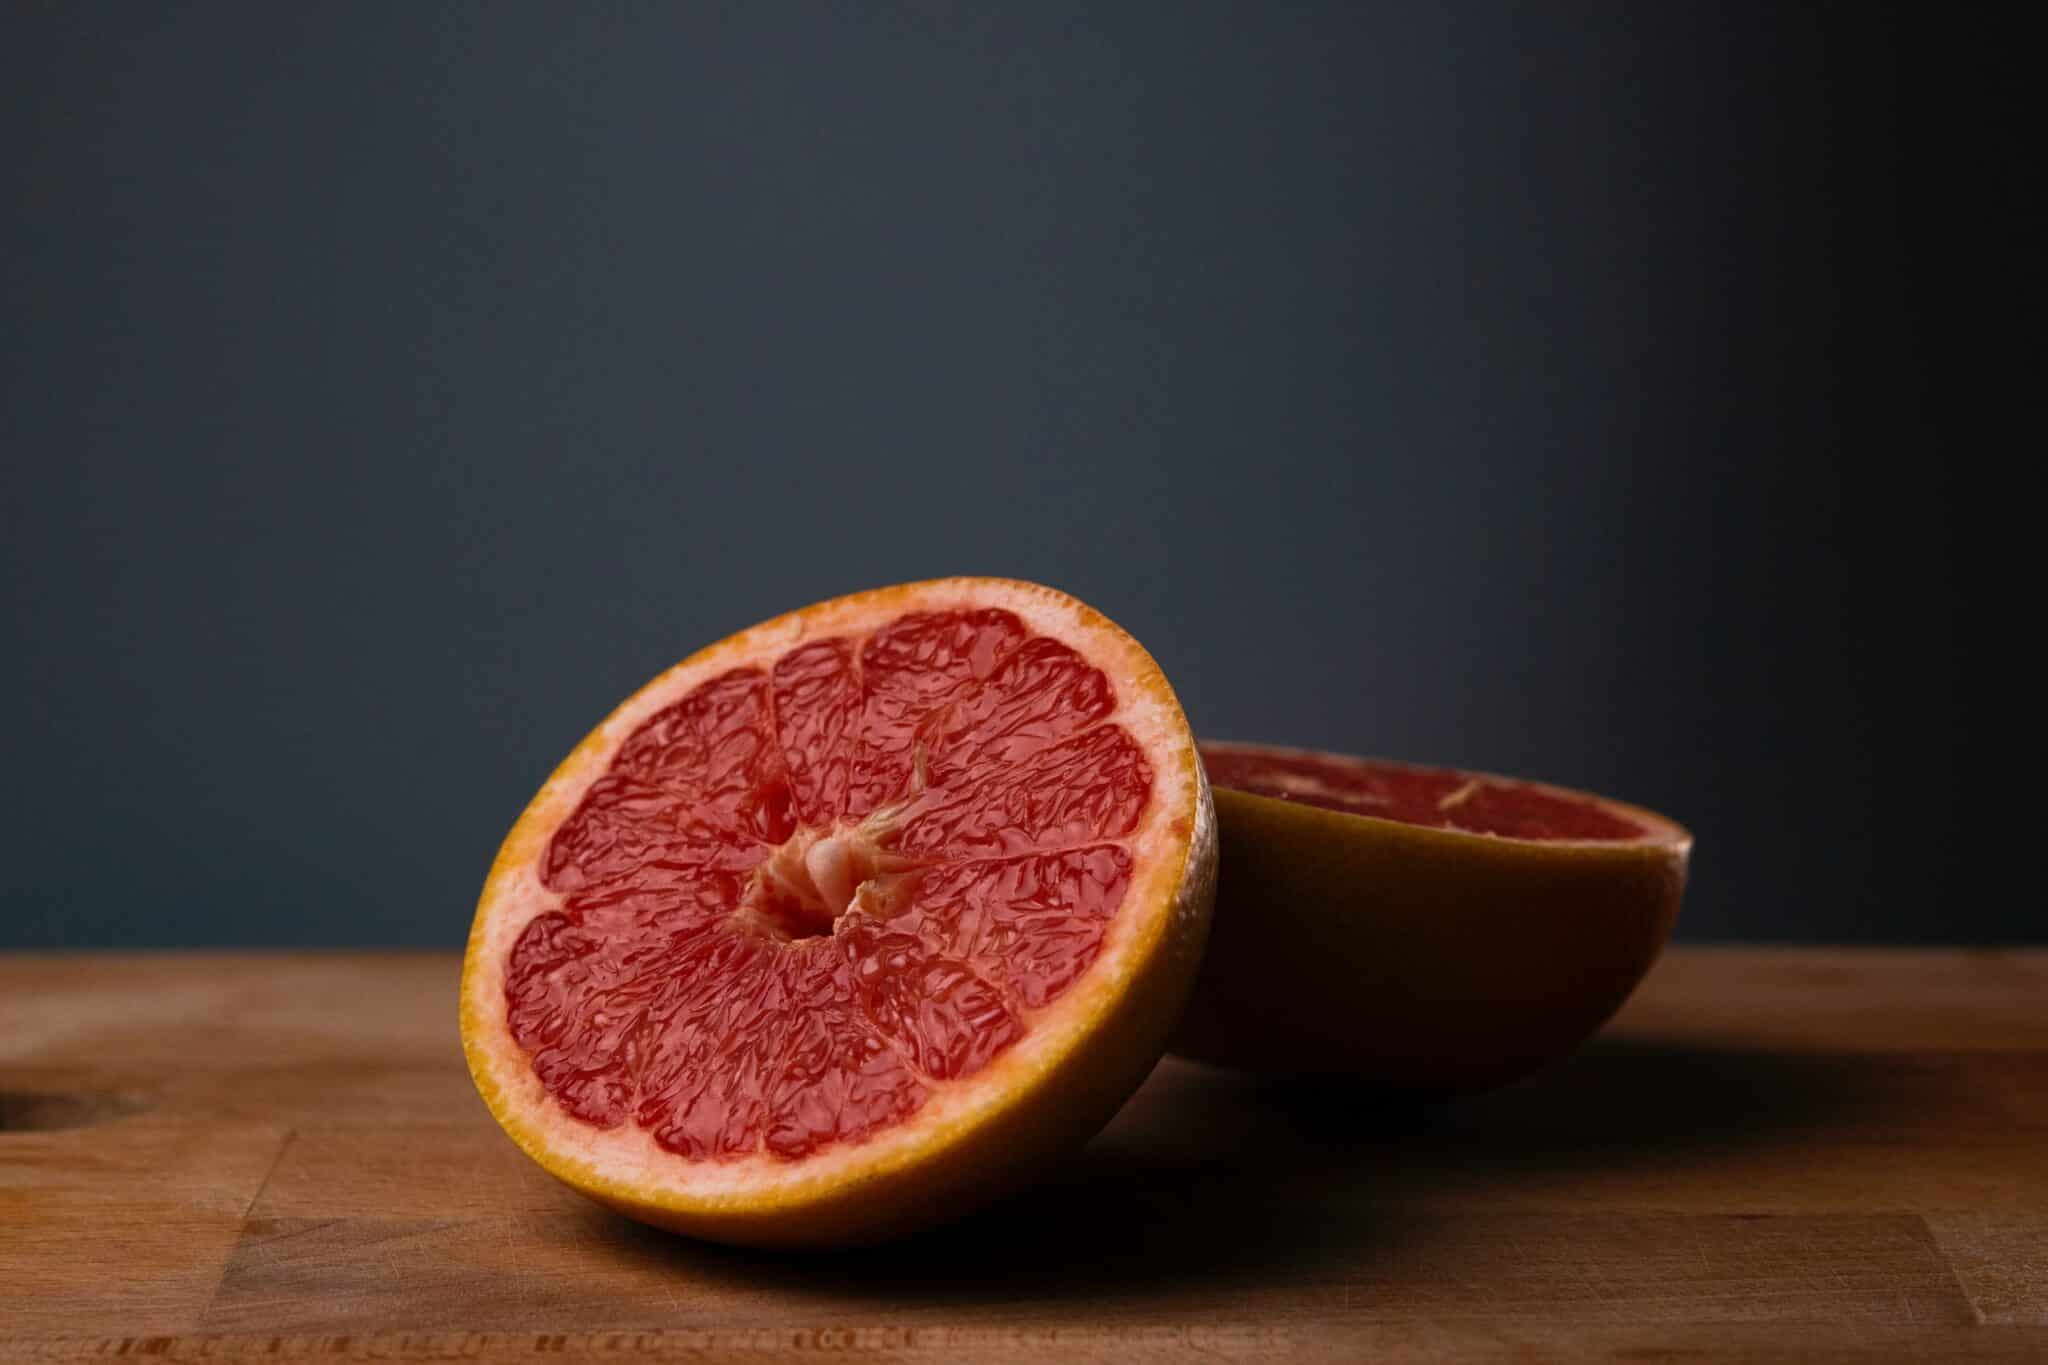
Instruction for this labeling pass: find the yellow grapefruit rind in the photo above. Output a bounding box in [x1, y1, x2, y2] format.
[460, 578, 1215, 1247]
[1171, 742, 1688, 1092]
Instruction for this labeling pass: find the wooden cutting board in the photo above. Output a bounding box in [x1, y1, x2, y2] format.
[3, 948, 2045, 1361]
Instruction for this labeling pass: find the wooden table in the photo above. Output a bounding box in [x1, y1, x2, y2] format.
[3, 949, 2044, 1361]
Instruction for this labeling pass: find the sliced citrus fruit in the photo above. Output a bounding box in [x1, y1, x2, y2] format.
[1173, 742, 1689, 1092]
[461, 579, 1214, 1247]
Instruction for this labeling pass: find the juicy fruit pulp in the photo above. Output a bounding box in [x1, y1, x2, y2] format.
[503, 608, 1156, 1163]
[1198, 747, 1646, 841]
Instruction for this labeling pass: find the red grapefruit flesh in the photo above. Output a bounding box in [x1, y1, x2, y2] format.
[461, 580, 1214, 1247]
[1174, 742, 1689, 1092]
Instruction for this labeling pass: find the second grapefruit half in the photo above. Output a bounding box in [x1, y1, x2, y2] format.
[1174, 742, 1689, 1092]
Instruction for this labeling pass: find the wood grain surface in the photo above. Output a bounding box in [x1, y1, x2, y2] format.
[3, 949, 2045, 1361]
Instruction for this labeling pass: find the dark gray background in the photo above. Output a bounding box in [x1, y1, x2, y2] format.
[3, 5, 2029, 947]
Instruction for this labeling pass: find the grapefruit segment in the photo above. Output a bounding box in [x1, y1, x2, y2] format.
[1174, 742, 1688, 1092]
[461, 579, 1214, 1246]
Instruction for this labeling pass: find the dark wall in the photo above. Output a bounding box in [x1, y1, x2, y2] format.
[2, 5, 2026, 947]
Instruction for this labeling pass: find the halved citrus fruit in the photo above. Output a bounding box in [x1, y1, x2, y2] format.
[461, 579, 1214, 1247]
[1172, 742, 1689, 1092]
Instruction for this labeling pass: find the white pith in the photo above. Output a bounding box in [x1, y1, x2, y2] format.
[462, 579, 1211, 1212]
[743, 801, 917, 939]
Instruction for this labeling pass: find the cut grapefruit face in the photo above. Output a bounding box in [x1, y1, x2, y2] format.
[1199, 744, 1676, 843]
[1174, 742, 1689, 1091]
[461, 579, 1214, 1246]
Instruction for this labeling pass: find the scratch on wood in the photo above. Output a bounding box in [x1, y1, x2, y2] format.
[238, 1130, 296, 1223]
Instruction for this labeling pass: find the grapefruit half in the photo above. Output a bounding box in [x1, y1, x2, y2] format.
[461, 579, 1214, 1247]
[1173, 742, 1689, 1092]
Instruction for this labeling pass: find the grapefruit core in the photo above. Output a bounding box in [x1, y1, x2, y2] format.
[1172, 742, 1689, 1092]
[461, 579, 1215, 1247]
